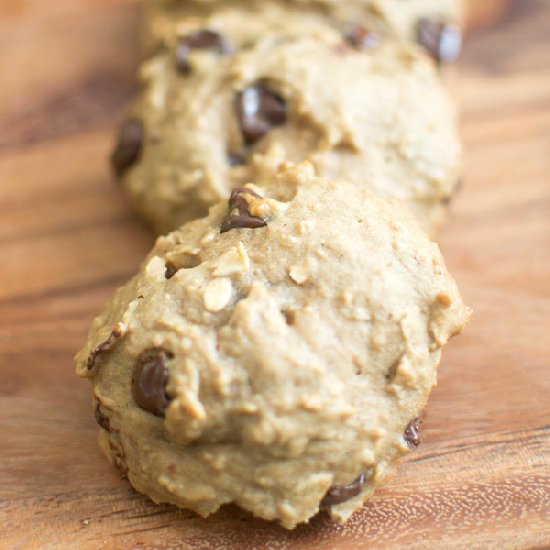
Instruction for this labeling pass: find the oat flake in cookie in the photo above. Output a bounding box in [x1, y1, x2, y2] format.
[76, 163, 470, 528]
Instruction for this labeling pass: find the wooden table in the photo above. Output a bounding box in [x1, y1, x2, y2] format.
[1, 1, 549, 548]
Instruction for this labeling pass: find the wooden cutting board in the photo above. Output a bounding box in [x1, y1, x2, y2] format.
[1, 1, 548, 548]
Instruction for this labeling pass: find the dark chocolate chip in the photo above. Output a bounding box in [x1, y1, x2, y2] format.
[417, 19, 462, 64]
[165, 263, 178, 279]
[228, 153, 246, 167]
[184, 29, 230, 52]
[94, 404, 111, 432]
[220, 188, 267, 234]
[132, 349, 172, 416]
[87, 326, 123, 371]
[281, 309, 297, 326]
[404, 417, 421, 448]
[236, 85, 286, 145]
[87, 339, 112, 370]
[110, 118, 144, 178]
[176, 29, 230, 74]
[344, 23, 380, 50]
[320, 472, 367, 508]
[165, 254, 202, 279]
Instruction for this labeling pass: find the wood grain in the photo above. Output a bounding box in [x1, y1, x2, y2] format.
[1, 1, 549, 548]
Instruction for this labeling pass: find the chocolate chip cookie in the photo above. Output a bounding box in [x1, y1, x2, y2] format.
[114, 32, 461, 234]
[76, 163, 470, 528]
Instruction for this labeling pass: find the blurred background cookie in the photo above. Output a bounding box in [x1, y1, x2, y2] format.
[114, 33, 461, 234]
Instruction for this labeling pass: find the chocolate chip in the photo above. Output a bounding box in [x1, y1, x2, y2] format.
[320, 472, 367, 508]
[110, 118, 144, 178]
[94, 404, 111, 432]
[220, 188, 267, 234]
[165, 263, 178, 279]
[176, 29, 230, 74]
[132, 349, 172, 416]
[228, 153, 245, 167]
[404, 418, 421, 448]
[87, 326, 123, 371]
[236, 85, 286, 145]
[417, 19, 462, 64]
[165, 254, 202, 279]
[87, 339, 112, 370]
[344, 23, 380, 50]
[281, 309, 297, 326]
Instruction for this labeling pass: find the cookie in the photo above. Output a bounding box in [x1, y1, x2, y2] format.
[113, 32, 461, 235]
[76, 163, 470, 528]
[144, 0, 463, 63]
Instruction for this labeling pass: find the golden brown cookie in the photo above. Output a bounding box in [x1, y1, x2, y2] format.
[76, 163, 470, 528]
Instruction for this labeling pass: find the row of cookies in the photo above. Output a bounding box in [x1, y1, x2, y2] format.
[76, 0, 470, 529]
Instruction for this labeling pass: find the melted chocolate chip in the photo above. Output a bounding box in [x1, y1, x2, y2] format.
[87, 326, 123, 371]
[176, 29, 230, 74]
[220, 188, 267, 234]
[165, 254, 202, 278]
[132, 349, 172, 416]
[281, 309, 297, 326]
[94, 404, 111, 432]
[404, 418, 421, 448]
[165, 263, 178, 279]
[321, 472, 367, 508]
[417, 19, 462, 64]
[87, 339, 112, 370]
[344, 23, 380, 50]
[236, 85, 286, 145]
[110, 118, 144, 177]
